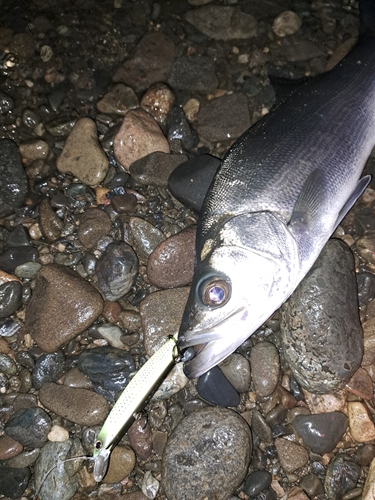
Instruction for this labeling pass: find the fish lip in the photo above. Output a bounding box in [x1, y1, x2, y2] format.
[182, 341, 219, 379]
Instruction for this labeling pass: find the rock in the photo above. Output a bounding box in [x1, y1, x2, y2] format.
[130, 152, 188, 187]
[299, 474, 324, 498]
[128, 415, 153, 461]
[0, 281, 23, 318]
[303, 389, 347, 414]
[97, 324, 125, 348]
[39, 198, 64, 242]
[129, 217, 165, 264]
[77, 207, 112, 249]
[32, 351, 65, 390]
[97, 83, 139, 115]
[114, 108, 170, 172]
[140, 287, 190, 356]
[96, 242, 138, 301]
[355, 444, 375, 466]
[274, 438, 309, 473]
[113, 32, 175, 93]
[111, 193, 137, 214]
[57, 117, 109, 187]
[102, 445, 136, 483]
[250, 341, 280, 397]
[185, 5, 257, 40]
[5, 407, 51, 448]
[251, 409, 273, 444]
[357, 272, 375, 306]
[6, 225, 31, 247]
[0, 246, 38, 273]
[0, 139, 27, 218]
[280, 240, 363, 393]
[348, 401, 375, 442]
[244, 470, 272, 498]
[279, 36, 325, 62]
[0, 434, 23, 460]
[345, 367, 373, 400]
[47, 424, 69, 442]
[152, 362, 189, 401]
[219, 353, 251, 393]
[147, 225, 196, 288]
[167, 106, 198, 152]
[0, 461, 30, 499]
[19, 139, 49, 160]
[140, 83, 175, 125]
[168, 56, 218, 94]
[363, 458, 375, 500]
[25, 264, 103, 352]
[324, 454, 361, 500]
[292, 412, 348, 453]
[197, 366, 240, 407]
[197, 93, 251, 142]
[39, 382, 109, 425]
[162, 407, 252, 500]
[168, 154, 221, 213]
[272, 11, 302, 37]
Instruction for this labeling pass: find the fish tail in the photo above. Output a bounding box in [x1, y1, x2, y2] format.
[360, 0, 375, 36]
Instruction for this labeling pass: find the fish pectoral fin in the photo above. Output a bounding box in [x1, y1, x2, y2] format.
[334, 175, 371, 230]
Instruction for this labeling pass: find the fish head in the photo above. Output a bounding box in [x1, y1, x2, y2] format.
[178, 211, 300, 378]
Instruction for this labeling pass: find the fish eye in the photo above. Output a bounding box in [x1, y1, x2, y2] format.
[95, 441, 102, 450]
[200, 279, 230, 307]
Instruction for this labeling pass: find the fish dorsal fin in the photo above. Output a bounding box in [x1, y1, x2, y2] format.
[334, 175, 371, 230]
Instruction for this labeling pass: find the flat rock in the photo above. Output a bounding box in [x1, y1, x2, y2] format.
[114, 108, 170, 172]
[0, 139, 27, 218]
[57, 117, 109, 187]
[162, 406, 252, 500]
[168, 56, 218, 94]
[275, 438, 309, 473]
[280, 240, 363, 393]
[97, 83, 139, 115]
[5, 407, 51, 448]
[25, 264, 103, 352]
[130, 152, 188, 187]
[39, 382, 109, 426]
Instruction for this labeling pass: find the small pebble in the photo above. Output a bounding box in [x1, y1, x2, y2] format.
[250, 341, 280, 397]
[19, 139, 49, 160]
[130, 217, 165, 264]
[0, 139, 26, 217]
[140, 82, 175, 125]
[128, 415, 153, 461]
[274, 438, 309, 473]
[130, 151, 188, 188]
[77, 207, 112, 249]
[102, 445, 136, 483]
[97, 83, 139, 115]
[48, 424, 69, 442]
[32, 350, 65, 390]
[348, 401, 375, 442]
[244, 470, 272, 497]
[5, 407, 51, 448]
[0, 434, 23, 460]
[345, 367, 374, 400]
[272, 11, 302, 37]
[219, 353, 251, 393]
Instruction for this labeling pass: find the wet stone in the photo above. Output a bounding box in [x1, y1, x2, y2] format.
[0, 90, 15, 115]
[168, 56, 218, 94]
[97, 324, 125, 349]
[0, 281, 23, 318]
[128, 415, 153, 461]
[140, 83, 175, 125]
[39, 197, 64, 242]
[78, 345, 135, 401]
[272, 11, 302, 37]
[162, 407, 252, 500]
[197, 93, 251, 142]
[251, 409, 273, 444]
[19, 139, 49, 161]
[96, 242, 138, 301]
[25, 264, 103, 353]
[6, 225, 31, 247]
[111, 193, 137, 214]
[299, 474, 324, 497]
[363, 458, 375, 500]
[39, 382, 109, 426]
[0, 461, 31, 499]
[355, 444, 375, 466]
[31, 350, 65, 390]
[346, 367, 373, 400]
[15, 262, 42, 279]
[129, 217, 165, 264]
[130, 152, 188, 187]
[0, 139, 28, 218]
[197, 366, 240, 407]
[244, 470, 272, 498]
[168, 154, 221, 213]
[357, 272, 375, 306]
[57, 117, 109, 187]
[147, 225, 196, 288]
[280, 240, 363, 393]
[114, 108, 170, 172]
[0, 353, 17, 376]
[324, 454, 361, 500]
[219, 353, 251, 393]
[348, 401, 375, 442]
[78, 207, 112, 249]
[97, 83, 139, 115]
[113, 32, 175, 93]
[102, 445, 136, 483]
[0, 246, 38, 274]
[5, 407, 51, 448]
[153, 362, 189, 401]
[8, 448, 40, 468]
[250, 341, 280, 397]
[275, 438, 309, 473]
[0, 434, 23, 460]
[292, 411, 348, 454]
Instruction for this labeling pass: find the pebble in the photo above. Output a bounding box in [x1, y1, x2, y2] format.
[275, 438, 309, 473]
[142, 470, 159, 499]
[57, 117, 109, 186]
[5, 407, 51, 448]
[0, 281, 23, 318]
[244, 470, 272, 498]
[0, 246, 38, 274]
[153, 362, 189, 401]
[6, 225, 31, 247]
[97, 83, 139, 115]
[48, 424, 70, 442]
[345, 367, 373, 400]
[324, 454, 361, 500]
[357, 272, 375, 306]
[303, 389, 347, 414]
[348, 401, 375, 442]
[39, 382, 109, 426]
[140, 287, 190, 356]
[96, 241, 138, 301]
[251, 409, 273, 444]
[140, 83, 175, 125]
[280, 240, 363, 393]
[219, 353, 251, 393]
[363, 317, 375, 365]
[197, 366, 240, 407]
[168, 153, 221, 213]
[299, 474, 324, 497]
[250, 341, 280, 397]
[129, 217, 165, 264]
[32, 350, 65, 390]
[292, 411, 348, 453]
[147, 225, 195, 288]
[0, 139, 27, 218]
[167, 106, 198, 152]
[39, 197, 64, 241]
[63, 366, 93, 389]
[33, 440, 80, 500]
[114, 108, 170, 172]
[111, 193, 137, 214]
[78, 345, 135, 401]
[355, 444, 375, 466]
[0, 89, 15, 114]
[113, 32, 175, 92]
[168, 56, 218, 94]
[0, 434, 23, 460]
[162, 407, 252, 500]
[77, 207, 112, 249]
[272, 11, 302, 37]
[25, 264, 103, 352]
[185, 5, 257, 40]
[128, 415, 153, 461]
[14, 261, 42, 279]
[279, 37, 325, 63]
[96, 324, 124, 348]
[8, 448, 40, 468]
[9, 32, 35, 61]
[0, 461, 30, 499]
[102, 445, 136, 483]
[197, 93, 251, 142]
[363, 458, 375, 500]
[19, 139, 49, 160]
[130, 152, 188, 187]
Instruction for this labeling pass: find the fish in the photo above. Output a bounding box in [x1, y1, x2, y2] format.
[178, 0, 375, 379]
[92, 333, 179, 482]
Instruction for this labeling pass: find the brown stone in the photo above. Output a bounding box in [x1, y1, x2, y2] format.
[345, 367, 374, 400]
[0, 435, 23, 460]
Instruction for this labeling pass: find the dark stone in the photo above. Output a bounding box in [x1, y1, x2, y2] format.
[355, 444, 375, 466]
[300, 474, 325, 497]
[244, 470, 272, 497]
[4, 407, 52, 448]
[196, 366, 240, 407]
[168, 56, 218, 94]
[0, 461, 30, 499]
[0, 90, 15, 115]
[168, 154, 221, 213]
[324, 454, 361, 500]
[0, 139, 28, 218]
[0, 246, 38, 273]
[167, 107, 198, 152]
[280, 239, 363, 393]
[6, 225, 31, 247]
[32, 351, 66, 390]
[130, 151, 189, 187]
[0, 281, 23, 318]
[357, 272, 375, 306]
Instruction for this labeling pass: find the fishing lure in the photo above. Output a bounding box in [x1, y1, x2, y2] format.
[93, 332, 180, 482]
